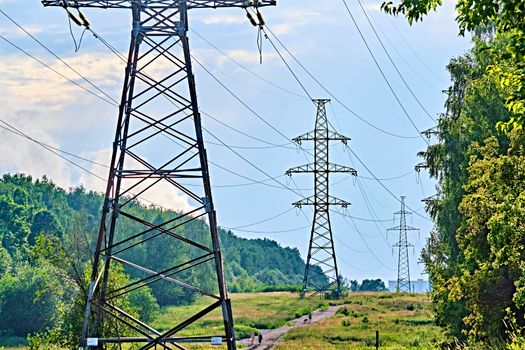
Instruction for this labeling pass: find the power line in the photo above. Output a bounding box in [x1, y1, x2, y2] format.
[367, 13, 443, 92]
[263, 25, 421, 140]
[191, 54, 292, 144]
[0, 34, 118, 107]
[386, 16, 448, 84]
[345, 144, 432, 222]
[190, 28, 308, 100]
[354, 0, 436, 123]
[340, 0, 429, 144]
[0, 9, 119, 105]
[221, 225, 309, 234]
[0, 118, 106, 180]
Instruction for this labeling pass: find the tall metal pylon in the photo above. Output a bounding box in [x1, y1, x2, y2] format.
[42, 1, 275, 349]
[388, 196, 419, 293]
[286, 99, 357, 298]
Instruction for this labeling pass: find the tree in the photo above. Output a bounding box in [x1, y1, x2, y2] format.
[359, 279, 388, 292]
[381, 0, 525, 132]
[0, 265, 62, 336]
[29, 210, 63, 245]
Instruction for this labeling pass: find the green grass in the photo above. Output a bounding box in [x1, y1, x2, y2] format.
[275, 292, 444, 349]
[1, 292, 444, 349]
[153, 292, 324, 339]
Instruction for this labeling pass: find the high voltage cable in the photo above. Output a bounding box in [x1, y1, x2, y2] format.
[0, 34, 118, 107]
[367, 13, 442, 92]
[341, 213, 395, 270]
[345, 144, 432, 222]
[222, 226, 309, 234]
[196, 55, 305, 101]
[386, 16, 448, 84]
[191, 54, 292, 144]
[0, 123, 108, 168]
[262, 25, 421, 140]
[201, 111, 296, 149]
[340, 0, 429, 144]
[190, 28, 308, 100]
[0, 118, 106, 180]
[0, 9, 120, 106]
[354, 0, 436, 123]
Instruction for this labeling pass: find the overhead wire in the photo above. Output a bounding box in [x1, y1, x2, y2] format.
[385, 15, 448, 84]
[262, 25, 421, 140]
[0, 33, 118, 107]
[367, 13, 443, 92]
[354, 0, 436, 123]
[340, 0, 429, 144]
[345, 145, 432, 222]
[0, 9, 119, 106]
[190, 28, 308, 100]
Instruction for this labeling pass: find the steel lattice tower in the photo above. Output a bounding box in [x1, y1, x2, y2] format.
[286, 99, 357, 298]
[388, 196, 418, 293]
[42, 1, 275, 349]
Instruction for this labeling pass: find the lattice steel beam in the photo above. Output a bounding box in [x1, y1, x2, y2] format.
[41, 1, 275, 349]
[388, 196, 419, 293]
[286, 99, 357, 298]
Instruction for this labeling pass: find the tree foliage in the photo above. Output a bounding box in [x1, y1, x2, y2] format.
[415, 32, 525, 347]
[0, 173, 310, 346]
[381, 0, 525, 132]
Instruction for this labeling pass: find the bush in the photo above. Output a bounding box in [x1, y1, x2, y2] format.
[0, 266, 61, 336]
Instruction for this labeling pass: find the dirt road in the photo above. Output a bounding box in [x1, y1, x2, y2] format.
[237, 305, 345, 350]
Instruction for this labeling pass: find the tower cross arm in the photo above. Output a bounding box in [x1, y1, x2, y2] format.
[393, 241, 414, 247]
[387, 225, 419, 231]
[286, 163, 357, 176]
[328, 163, 357, 175]
[293, 195, 351, 208]
[292, 130, 351, 144]
[42, 0, 276, 9]
[286, 163, 314, 175]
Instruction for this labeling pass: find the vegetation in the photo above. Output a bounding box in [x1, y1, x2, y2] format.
[381, 0, 525, 132]
[0, 174, 309, 348]
[392, 28, 525, 349]
[348, 279, 388, 292]
[276, 292, 442, 350]
[377, 0, 525, 347]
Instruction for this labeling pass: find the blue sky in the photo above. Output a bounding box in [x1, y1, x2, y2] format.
[0, 0, 470, 283]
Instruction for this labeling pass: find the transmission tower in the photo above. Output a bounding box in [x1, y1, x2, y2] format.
[388, 196, 419, 293]
[42, 1, 275, 349]
[286, 99, 357, 298]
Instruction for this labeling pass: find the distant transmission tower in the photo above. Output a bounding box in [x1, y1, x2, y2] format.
[286, 99, 357, 298]
[42, 1, 275, 349]
[388, 196, 419, 293]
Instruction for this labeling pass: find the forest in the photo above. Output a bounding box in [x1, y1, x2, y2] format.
[382, 0, 525, 346]
[0, 174, 311, 347]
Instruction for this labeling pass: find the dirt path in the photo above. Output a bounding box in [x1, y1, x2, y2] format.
[237, 304, 345, 350]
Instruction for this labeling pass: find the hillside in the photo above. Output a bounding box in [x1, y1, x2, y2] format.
[0, 173, 311, 344]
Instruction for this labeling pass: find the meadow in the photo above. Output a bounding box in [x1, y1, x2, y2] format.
[153, 291, 443, 349]
[1, 292, 443, 349]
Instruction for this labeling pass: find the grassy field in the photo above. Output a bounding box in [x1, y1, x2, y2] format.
[275, 292, 444, 350]
[153, 291, 443, 349]
[1, 292, 444, 349]
[153, 292, 326, 340]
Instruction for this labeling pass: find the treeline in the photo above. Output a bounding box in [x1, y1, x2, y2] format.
[0, 174, 310, 346]
[417, 32, 525, 348]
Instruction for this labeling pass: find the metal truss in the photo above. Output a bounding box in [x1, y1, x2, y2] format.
[286, 99, 357, 298]
[388, 196, 419, 293]
[42, 1, 275, 349]
[42, 0, 276, 9]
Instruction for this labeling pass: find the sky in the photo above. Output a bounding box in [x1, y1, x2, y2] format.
[0, 0, 470, 284]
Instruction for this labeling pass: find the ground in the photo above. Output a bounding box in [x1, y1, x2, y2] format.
[1, 291, 444, 349]
[154, 292, 443, 349]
